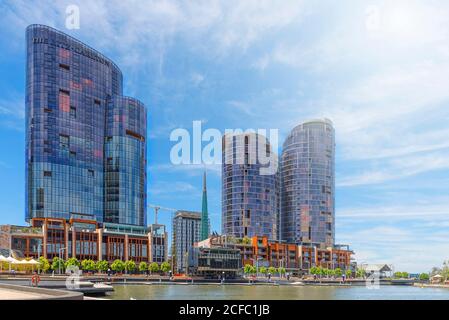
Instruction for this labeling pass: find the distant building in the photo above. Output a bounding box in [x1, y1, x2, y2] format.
[186, 246, 241, 279]
[172, 211, 201, 273]
[222, 132, 278, 240]
[148, 224, 168, 264]
[196, 235, 354, 275]
[281, 119, 335, 247]
[359, 264, 393, 278]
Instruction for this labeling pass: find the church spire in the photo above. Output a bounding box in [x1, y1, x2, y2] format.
[201, 171, 209, 240]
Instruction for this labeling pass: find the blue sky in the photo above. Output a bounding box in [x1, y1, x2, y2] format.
[1, 0, 449, 272]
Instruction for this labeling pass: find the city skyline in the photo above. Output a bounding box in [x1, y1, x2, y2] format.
[0, 1, 448, 272]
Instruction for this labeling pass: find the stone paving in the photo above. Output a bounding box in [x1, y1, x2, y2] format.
[0, 287, 53, 300]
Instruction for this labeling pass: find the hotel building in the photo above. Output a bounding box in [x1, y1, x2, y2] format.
[0, 25, 168, 265]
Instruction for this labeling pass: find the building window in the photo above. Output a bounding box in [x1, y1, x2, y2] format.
[70, 106, 76, 118]
[59, 63, 70, 71]
[43, 171, 52, 177]
[59, 134, 69, 150]
[59, 89, 70, 112]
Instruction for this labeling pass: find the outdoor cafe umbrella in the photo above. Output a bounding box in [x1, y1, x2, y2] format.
[23, 259, 40, 272]
[5, 256, 20, 272]
[0, 255, 7, 272]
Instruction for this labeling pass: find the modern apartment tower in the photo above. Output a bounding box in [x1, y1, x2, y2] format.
[222, 133, 278, 240]
[172, 210, 201, 273]
[280, 119, 335, 247]
[25, 25, 147, 227]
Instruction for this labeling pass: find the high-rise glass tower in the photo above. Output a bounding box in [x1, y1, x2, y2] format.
[25, 25, 146, 226]
[280, 119, 335, 247]
[222, 133, 278, 240]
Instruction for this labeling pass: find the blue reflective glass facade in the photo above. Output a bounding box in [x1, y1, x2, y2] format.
[280, 119, 335, 247]
[105, 96, 147, 226]
[222, 133, 278, 240]
[25, 25, 147, 227]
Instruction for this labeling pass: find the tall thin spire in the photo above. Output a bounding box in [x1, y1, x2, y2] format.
[201, 171, 209, 240]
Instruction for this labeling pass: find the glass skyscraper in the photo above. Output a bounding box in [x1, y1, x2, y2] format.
[25, 24, 146, 227]
[222, 133, 278, 240]
[280, 119, 335, 247]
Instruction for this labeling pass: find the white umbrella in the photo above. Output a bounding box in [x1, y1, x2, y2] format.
[21, 259, 39, 273]
[6, 256, 19, 264]
[27, 259, 40, 265]
[0, 255, 7, 272]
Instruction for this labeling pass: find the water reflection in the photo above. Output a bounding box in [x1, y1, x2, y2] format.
[107, 284, 449, 300]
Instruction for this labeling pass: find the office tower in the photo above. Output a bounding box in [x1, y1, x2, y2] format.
[221, 132, 278, 240]
[200, 171, 209, 241]
[280, 119, 335, 247]
[25, 24, 146, 227]
[172, 211, 201, 273]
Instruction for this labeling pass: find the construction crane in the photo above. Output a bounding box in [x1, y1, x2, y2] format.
[148, 204, 178, 225]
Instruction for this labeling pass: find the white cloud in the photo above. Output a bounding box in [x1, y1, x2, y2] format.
[337, 201, 449, 222]
[190, 72, 205, 86]
[149, 162, 221, 177]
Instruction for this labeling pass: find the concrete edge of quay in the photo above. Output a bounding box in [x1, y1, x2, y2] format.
[0, 283, 83, 300]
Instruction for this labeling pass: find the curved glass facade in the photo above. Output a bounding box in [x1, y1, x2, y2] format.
[222, 133, 278, 240]
[105, 96, 147, 226]
[280, 119, 335, 247]
[25, 25, 146, 226]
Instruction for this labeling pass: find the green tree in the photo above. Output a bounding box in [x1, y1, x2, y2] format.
[244, 264, 254, 275]
[401, 272, 409, 279]
[149, 262, 160, 274]
[356, 269, 366, 278]
[278, 267, 286, 277]
[38, 257, 50, 273]
[268, 266, 277, 275]
[81, 259, 96, 272]
[125, 260, 136, 273]
[51, 257, 65, 273]
[334, 268, 343, 277]
[161, 262, 171, 274]
[139, 262, 148, 273]
[345, 269, 352, 278]
[310, 266, 318, 275]
[260, 266, 267, 275]
[419, 273, 430, 281]
[111, 260, 125, 273]
[65, 257, 80, 268]
[96, 260, 109, 273]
